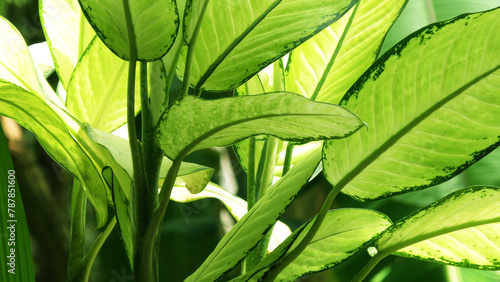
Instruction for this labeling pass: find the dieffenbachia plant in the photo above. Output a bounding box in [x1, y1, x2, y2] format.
[0, 0, 499, 281]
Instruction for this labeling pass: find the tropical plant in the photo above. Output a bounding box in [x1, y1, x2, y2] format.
[1, 0, 500, 281]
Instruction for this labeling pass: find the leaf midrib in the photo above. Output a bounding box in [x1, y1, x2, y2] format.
[333, 64, 500, 199]
[175, 111, 362, 161]
[195, 0, 282, 89]
[379, 216, 500, 256]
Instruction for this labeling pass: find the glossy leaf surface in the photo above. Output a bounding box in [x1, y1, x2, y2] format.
[40, 0, 95, 88]
[238, 209, 391, 281]
[66, 37, 140, 132]
[374, 186, 500, 270]
[0, 17, 109, 226]
[179, 0, 357, 91]
[186, 148, 321, 282]
[285, 0, 406, 104]
[78, 0, 179, 61]
[157, 92, 364, 160]
[323, 7, 500, 201]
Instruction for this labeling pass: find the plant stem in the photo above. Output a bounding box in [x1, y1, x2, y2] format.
[80, 217, 117, 282]
[122, 0, 142, 192]
[180, 0, 211, 97]
[351, 252, 388, 282]
[258, 136, 278, 197]
[247, 137, 257, 209]
[310, 1, 360, 101]
[282, 143, 294, 176]
[138, 61, 163, 263]
[136, 156, 183, 281]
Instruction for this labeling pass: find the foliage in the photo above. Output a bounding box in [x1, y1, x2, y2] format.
[0, 0, 500, 281]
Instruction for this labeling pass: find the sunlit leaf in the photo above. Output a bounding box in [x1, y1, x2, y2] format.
[285, 0, 407, 104]
[323, 7, 500, 201]
[0, 17, 109, 226]
[381, 0, 500, 53]
[28, 42, 55, 78]
[237, 209, 391, 281]
[78, 0, 179, 61]
[186, 148, 321, 282]
[157, 92, 364, 161]
[178, 0, 357, 91]
[65, 37, 140, 132]
[374, 186, 500, 270]
[170, 182, 292, 252]
[40, 0, 95, 88]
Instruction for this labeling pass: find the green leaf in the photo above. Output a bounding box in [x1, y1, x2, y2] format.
[67, 180, 87, 280]
[285, 0, 407, 104]
[0, 122, 35, 281]
[0, 17, 110, 226]
[448, 266, 500, 282]
[374, 186, 500, 270]
[102, 166, 134, 269]
[323, 7, 500, 202]
[186, 148, 321, 282]
[178, 0, 357, 91]
[28, 42, 55, 78]
[40, 0, 95, 88]
[157, 92, 364, 161]
[381, 0, 500, 54]
[78, 0, 179, 61]
[0, 82, 110, 227]
[65, 36, 140, 132]
[170, 182, 291, 251]
[87, 125, 214, 195]
[0, 17, 54, 97]
[238, 209, 391, 281]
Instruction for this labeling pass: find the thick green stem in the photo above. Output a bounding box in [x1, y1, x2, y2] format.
[351, 252, 388, 282]
[180, 0, 211, 97]
[136, 157, 183, 281]
[136, 61, 163, 280]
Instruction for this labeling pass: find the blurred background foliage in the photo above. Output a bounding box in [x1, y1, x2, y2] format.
[1, 0, 500, 281]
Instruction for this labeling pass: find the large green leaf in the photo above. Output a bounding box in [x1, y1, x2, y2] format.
[65, 37, 140, 132]
[373, 186, 500, 270]
[237, 209, 391, 281]
[40, 0, 95, 88]
[0, 17, 109, 226]
[157, 92, 364, 160]
[381, 0, 500, 54]
[0, 123, 35, 282]
[0, 82, 109, 227]
[78, 0, 179, 61]
[178, 0, 357, 91]
[323, 7, 500, 201]
[285, 0, 407, 104]
[186, 148, 321, 282]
